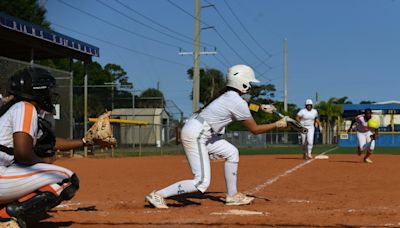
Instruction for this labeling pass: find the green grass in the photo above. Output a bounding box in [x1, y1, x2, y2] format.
[71, 145, 400, 158]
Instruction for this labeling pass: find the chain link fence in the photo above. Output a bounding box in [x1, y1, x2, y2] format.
[0, 56, 72, 138]
[0, 57, 328, 157]
[78, 122, 325, 157]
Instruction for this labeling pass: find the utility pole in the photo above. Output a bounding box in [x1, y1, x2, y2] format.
[283, 38, 288, 144]
[180, 1, 216, 113]
[284, 38, 288, 113]
[83, 63, 88, 157]
[193, 0, 201, 113]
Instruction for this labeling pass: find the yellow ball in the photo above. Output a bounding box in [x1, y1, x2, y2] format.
[368, 118, 379, 129]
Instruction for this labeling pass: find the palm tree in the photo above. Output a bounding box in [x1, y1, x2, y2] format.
[136, 88, 165, 108]
[318, 97, 343, 144]
[187, 68, 226, 105]
[334, 96, 352, 104]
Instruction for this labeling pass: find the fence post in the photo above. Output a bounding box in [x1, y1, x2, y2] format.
[139, 125, 142, 156]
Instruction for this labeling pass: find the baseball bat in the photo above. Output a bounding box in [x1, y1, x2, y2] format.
[248, 103, 308, 134]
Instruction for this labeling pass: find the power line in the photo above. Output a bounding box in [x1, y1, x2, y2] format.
[96, 0, 195, 49]
[166, 0, 210, 27]
[205, 0, 272, 69]
[58, 0, 181, 49]
[213, 55, 229, 67]
[211, 27, 250, 65]
[223, 0, 272, 58]
[166, 0, 251, 67]
[115, 0, 215, 48]
[52, 23, 190, 67]
[218, 51, 232, 66]
[165, 0, 274, 80]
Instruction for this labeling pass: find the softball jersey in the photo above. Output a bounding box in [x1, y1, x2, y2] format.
[157, 91, 252, 198]
[355, 115, 375, 152]
[0, 101, 73, 204]
[297, 108, 318, 154]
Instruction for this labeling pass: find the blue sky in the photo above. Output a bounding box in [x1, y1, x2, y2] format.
[45, 0, 400, 117]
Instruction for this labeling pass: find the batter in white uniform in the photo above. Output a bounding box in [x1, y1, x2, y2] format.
[296, 99, 321, 159]
[146, 64, 289, 208]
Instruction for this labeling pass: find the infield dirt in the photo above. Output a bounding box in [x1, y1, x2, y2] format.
[33, 153, 400, 227]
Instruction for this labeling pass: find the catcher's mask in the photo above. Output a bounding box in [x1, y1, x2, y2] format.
[8, 66, 58, 113]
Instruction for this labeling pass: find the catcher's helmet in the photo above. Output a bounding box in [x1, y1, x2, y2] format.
[8, 66, 57, 113]
[226, 64, 259, 93]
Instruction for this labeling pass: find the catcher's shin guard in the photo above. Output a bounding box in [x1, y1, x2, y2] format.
[0, 174, 79, 222]
[60, 173, 80, 201]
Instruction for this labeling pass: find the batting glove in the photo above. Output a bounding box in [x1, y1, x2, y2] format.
[275, 116, 289, 128]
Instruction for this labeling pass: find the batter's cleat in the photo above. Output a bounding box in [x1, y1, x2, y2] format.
[364, 158, 373, 164]
[307, 153, 313, 159]
[145, 191, 168, 209]
[225, 192, 254, 206]
[303, 153, 307, 160]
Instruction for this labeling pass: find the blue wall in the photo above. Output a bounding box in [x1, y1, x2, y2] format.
[339, 134, 400, 147]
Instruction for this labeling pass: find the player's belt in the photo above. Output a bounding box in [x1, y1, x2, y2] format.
[195, 116, 217, 134]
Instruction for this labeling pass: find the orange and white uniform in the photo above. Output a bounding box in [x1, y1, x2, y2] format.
[0, 101, 73, 204]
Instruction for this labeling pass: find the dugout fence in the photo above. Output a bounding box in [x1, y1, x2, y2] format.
[0, 56, 73, 139]
[74, 125, 325, 157]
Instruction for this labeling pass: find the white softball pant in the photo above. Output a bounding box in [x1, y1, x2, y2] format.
[301, 126, 315, 154]
[157, 117, 239, 198]
[357, 131, 375, 153]
[0, 162, 74, 204]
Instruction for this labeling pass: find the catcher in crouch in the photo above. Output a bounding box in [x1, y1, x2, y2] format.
[0, 67, 116, 228]
[145, 64, 289, 208]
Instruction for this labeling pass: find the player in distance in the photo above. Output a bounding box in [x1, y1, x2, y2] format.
[296, 99, 322, 160]
[347, 108, 378, 163]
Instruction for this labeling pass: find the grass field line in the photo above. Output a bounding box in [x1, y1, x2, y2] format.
[247, 146, 339, 195]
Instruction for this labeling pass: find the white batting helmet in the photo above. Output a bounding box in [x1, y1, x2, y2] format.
[305, 99, 313, 106]
[226, 64, 259, 93]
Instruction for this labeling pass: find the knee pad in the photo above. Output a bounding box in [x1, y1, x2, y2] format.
[5, 191, 59, 218]
[5, 174, 80, 219]
[60, 173, 80, 201]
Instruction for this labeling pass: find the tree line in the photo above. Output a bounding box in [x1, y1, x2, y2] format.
[2, 0, 374, 144]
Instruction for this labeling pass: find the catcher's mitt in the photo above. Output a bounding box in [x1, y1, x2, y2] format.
[83, 111, 117, 148]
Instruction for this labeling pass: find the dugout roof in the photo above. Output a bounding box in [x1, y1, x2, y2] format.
[0, 12, 99, 62]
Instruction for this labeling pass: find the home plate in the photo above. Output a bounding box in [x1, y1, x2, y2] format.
[211, 209, 267, 216]
[315, 154, 329, 159]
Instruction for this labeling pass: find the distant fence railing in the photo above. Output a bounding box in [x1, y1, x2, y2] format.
[73, 122, 328, 156]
